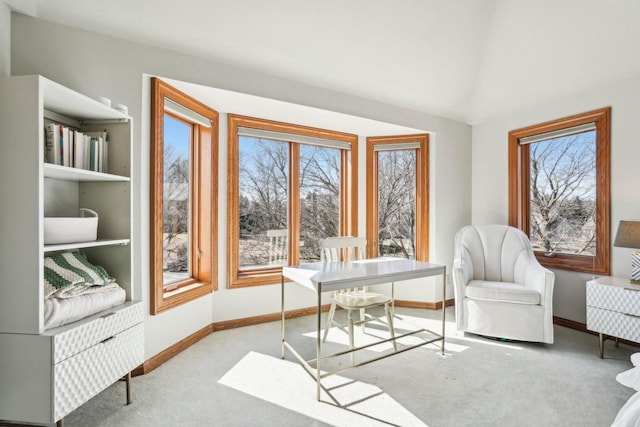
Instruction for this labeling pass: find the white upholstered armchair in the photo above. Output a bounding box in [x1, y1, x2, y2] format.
[453, 224, 555, 344]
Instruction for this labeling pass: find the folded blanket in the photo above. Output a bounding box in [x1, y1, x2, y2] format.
[43, 285, 126, 330]
[44, 251, 115, 298]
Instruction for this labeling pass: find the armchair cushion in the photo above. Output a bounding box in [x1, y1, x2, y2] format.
[465, 280, 541, 305]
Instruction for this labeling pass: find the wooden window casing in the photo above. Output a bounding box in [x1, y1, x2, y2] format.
[150, 78, 219, 314]
[508, 107, 611, 275]
[365, 134, 429, 261]
[227, 114, 358, 288]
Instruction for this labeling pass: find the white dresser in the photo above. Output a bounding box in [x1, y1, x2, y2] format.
[0, 302, 143, 424]
[586, 276, 640, 357]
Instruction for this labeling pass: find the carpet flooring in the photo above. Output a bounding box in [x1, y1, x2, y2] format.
[57, 307, 636, 426]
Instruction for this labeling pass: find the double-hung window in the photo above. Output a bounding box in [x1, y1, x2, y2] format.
[366, 134, 429, 261]
[227, 115, 357, 288]
[150, 78, 219, 313]
[508, 107, 611, 274]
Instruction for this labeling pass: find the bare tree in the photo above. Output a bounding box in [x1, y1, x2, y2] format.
[377, 150, 416, 258]
[163, 145, 189, 272]
[299, 145, 340, 261]
[529, 134, 596, 254]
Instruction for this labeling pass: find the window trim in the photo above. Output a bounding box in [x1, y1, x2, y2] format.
[227, 114, 358, 288]
[508, 107, 611, 275]
[150, 78, 219, 314]
[365, 134, 429, 261]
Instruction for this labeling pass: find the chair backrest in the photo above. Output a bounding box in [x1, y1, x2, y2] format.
[319, 236, 366, 262]
[454, 224, 535, 283]
[267, 229, 288, 266]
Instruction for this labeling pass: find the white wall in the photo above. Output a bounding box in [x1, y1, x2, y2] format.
[472, 74, 640, 323]
[0, 2, 9, 77]
[10, 13, 471, 358]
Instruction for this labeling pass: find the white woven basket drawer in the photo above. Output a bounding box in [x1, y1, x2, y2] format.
[53, 323, 144, 421]
[51, 301, 143, 363]
[587, 306, 640, 342]
[586, 281, 640, 315]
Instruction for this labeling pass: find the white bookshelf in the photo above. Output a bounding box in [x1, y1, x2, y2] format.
[0, 75, 143, 425]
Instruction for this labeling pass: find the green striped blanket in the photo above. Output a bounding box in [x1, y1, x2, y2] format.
[44, 251, 115, 299]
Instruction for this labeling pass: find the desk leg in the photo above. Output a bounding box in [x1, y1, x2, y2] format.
[441, 266, 446, 356]
[281, 274, 285, 359]
[317, 287, 322, 401]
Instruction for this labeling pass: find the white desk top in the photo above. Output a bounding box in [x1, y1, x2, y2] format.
[282, 257, 445, 292]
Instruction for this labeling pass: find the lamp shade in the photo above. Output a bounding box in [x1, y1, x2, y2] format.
[614, 220, 640, 248]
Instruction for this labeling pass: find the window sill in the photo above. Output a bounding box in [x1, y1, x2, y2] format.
[534, 252, 609, 275]
[152, 280, 213, 314]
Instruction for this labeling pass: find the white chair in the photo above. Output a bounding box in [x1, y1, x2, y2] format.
[320, 237, 396, 355]
[452, 224, 555, 344]
[267, 229, 288, 266]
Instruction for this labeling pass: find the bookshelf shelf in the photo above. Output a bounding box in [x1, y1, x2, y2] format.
[43, 238, 130, 253]
[44, 163, 130, 182]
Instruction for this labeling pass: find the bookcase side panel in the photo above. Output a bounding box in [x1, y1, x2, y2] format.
[0, 76, 44, 334]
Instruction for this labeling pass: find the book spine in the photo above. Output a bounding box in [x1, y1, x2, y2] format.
[97, 137, 102, 172]
[74, 130, 83, 169]
[103, 139, 109, 173]
[83, 135, 88, 170]
[89, 137, 96, 171]
[61, 126, 70, 167]
[45, 123, 55, 164]
[59, 125, 64, 166]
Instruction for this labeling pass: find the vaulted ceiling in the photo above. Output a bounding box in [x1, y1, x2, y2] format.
[8, 0, 640, 124]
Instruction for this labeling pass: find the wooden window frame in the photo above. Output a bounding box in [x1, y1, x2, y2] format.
[227, 114, 358, 288]
[150, 78, 219, 314]
[508, 107, 611, 275]
[365, 134, 429, 261]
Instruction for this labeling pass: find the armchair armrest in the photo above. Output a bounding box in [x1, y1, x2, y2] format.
[522, 256, 554, 306]
[452, 256, 471, 331]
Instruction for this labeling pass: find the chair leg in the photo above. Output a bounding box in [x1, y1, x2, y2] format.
[322, 303, 337, 343]
[359, 308, 366, 333]
[348, 309, 355, 364]
[385, 303, 397, 351]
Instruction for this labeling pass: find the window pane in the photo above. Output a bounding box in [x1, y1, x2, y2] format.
[529, 130, 596, 255]
[299, 145, 340, 263]
[377, 150, 416, 258]
[163, 115, 191, 286]
[239, 137, 289, 269]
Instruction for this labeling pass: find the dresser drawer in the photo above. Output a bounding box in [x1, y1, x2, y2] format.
[51, 301, 143, 363]
[53, 322, 144, 421]
[587, 306, 640, 342]
[586, 280, 640, 315]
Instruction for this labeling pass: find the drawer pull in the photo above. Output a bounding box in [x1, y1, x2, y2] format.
[624, 313, 640, 319]
[100, 312, 117, 319]
[101, 336, 115, 344]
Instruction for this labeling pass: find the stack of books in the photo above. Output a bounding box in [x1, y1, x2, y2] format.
[44, 123, 108, 173]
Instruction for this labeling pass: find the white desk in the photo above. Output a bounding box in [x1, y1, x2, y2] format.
[281, 257, 446, 400]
